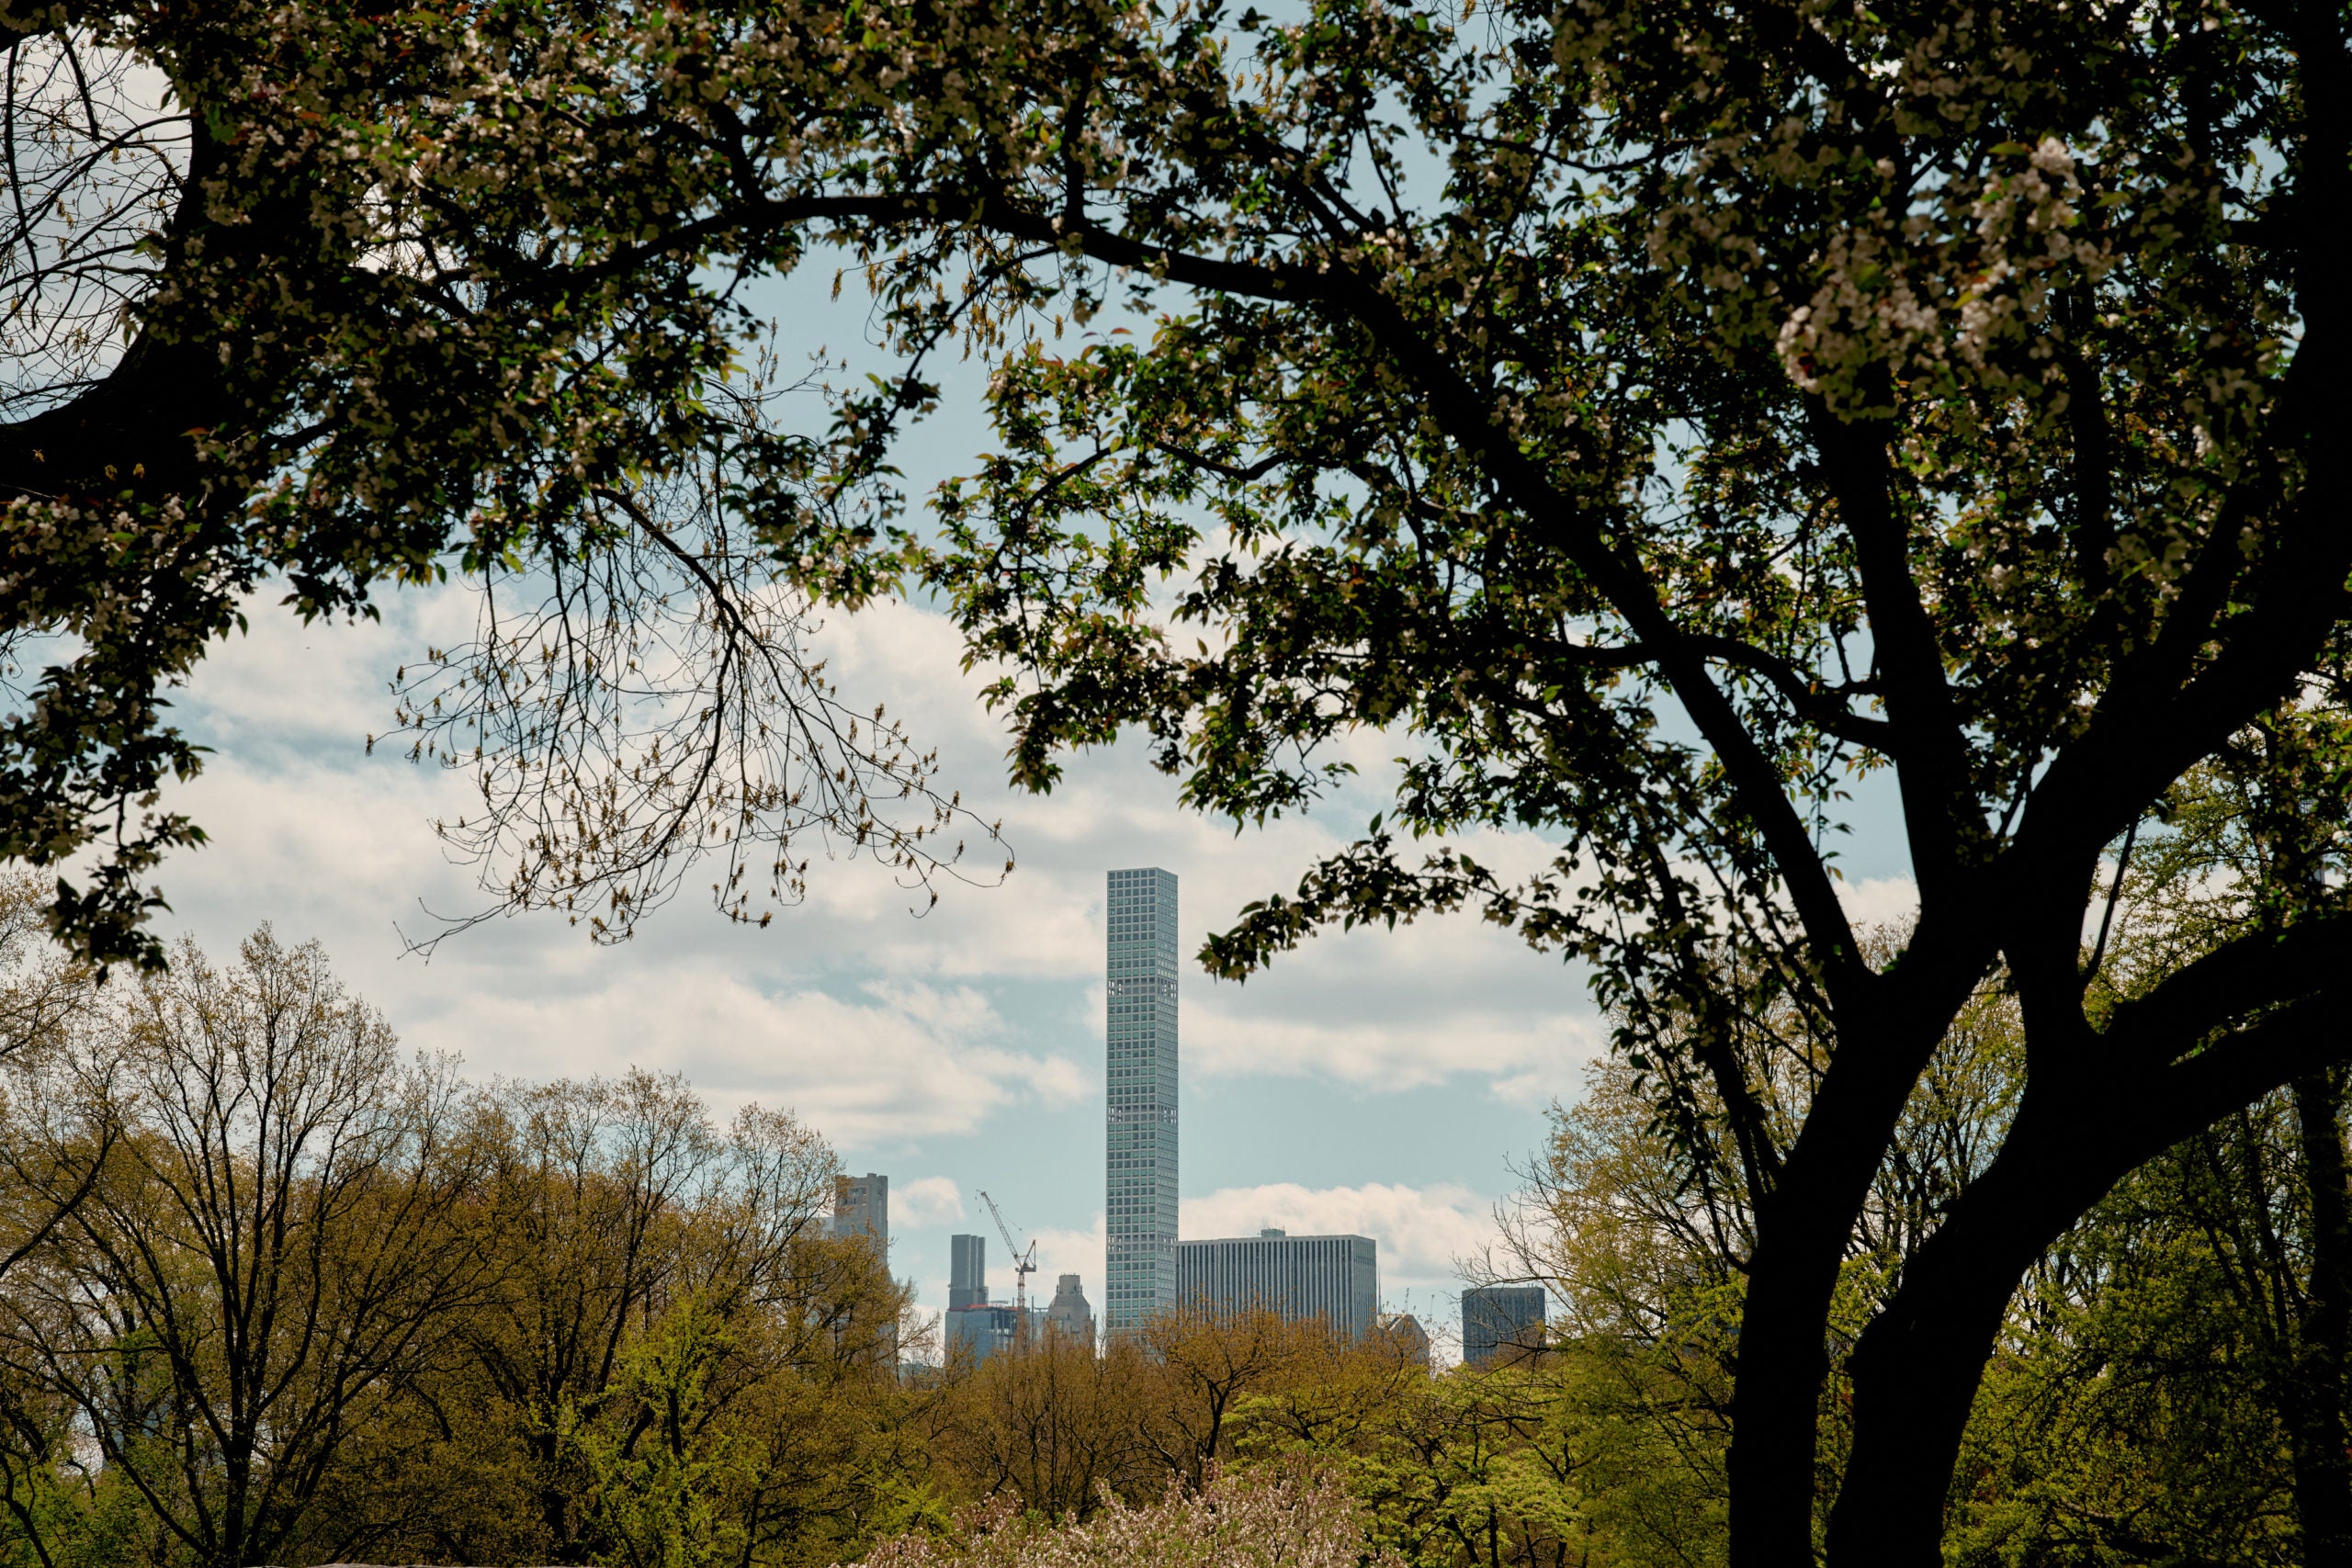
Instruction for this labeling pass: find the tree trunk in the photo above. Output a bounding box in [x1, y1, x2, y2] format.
[2288, 1070, 2352, 1568]
[1826, 1034, 2352, 1566]
[1822, 1097, 2115, 1568]
[1727, 1003, 1956, 1568]
[1724, 1229, 1839, 1568]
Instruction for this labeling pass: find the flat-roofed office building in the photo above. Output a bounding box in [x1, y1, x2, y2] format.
[1106, 867, 1180, 1332]
[1175, 1230, 1380, 1341]
[1462, 1285, 1546, 1368]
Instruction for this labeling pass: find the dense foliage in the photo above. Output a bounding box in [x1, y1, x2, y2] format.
[0, 884, 2346, 1568]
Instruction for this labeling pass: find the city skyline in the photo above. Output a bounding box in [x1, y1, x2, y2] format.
[131, 577, 1873, 1355]
[910, 867, 1432, 1352]
[30, 177, 1928, 1385]
[904, 865, 1458, 1353]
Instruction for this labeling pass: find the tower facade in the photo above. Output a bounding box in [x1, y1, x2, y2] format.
[949, 1234, 988, 1312]
[1174, 1231, 1381, 1340]
[1046, 1273, 1097, 1347]
[832, 1172, 888, 1261]
[1105, 867, 1179, 1332]
[1462, 1285, 1547, 1369]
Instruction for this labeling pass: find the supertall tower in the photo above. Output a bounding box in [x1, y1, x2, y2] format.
[1105, 867, 1179, 1332]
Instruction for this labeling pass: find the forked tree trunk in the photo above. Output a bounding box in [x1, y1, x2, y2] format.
[1726, 1002, 1958, 1568]
[1823, 1049, 2352, 1564]
[1821, 1091, 2124, 1567]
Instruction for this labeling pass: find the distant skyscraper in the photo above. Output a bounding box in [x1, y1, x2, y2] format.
[1175, 1230, 1380, 1340]
[833, 1173, 888, 1261]
[1106, 867, 1180, 1332]
[1462, 1285, 1546, 1369]
[1046, 1273, 1096, 1347]
[1374, 1312, 1432, 1371]
[949, 1234, 989, 1311]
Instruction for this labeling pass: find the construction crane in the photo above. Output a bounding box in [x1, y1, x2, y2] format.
[977, 1190, 1038, 1314]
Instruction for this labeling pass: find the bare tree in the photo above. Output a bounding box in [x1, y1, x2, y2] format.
[388, 353, 1002, 949]
[0, 869, 101, 1292]
[0, 928, 494, 1568]
[0, 873, 87, 1069]
[0, 26, 186, 422]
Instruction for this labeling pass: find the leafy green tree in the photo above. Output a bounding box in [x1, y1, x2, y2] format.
[1239, 1362, 1646, 1568]
[410, 1068, 900, 1566]
[1940, 728, 2352, 1567]
[566, 1292, 758, 1568]
[876, 7, 2352, 1561]
[931, 1320, 1155, 1522]
[0, 934, 932, 1568]
[1952, 1107, 2312, 1568]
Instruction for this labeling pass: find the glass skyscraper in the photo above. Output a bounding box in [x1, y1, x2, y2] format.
[1105, 867, 1179, 1332]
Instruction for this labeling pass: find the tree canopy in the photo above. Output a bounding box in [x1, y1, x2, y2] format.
[5, 1, 2349, 1562]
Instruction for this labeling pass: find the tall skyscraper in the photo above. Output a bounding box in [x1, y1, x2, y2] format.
[949, 1234, 989, 1311]
[1106, 867, 1179, 1332]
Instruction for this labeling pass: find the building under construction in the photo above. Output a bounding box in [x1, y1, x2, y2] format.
[944, 1229, 1095, 1365]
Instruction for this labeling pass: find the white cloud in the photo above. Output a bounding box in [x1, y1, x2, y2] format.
[1837, 874, 1919, 933]
[1023, 1213, 1108, 1300]
[896, 1176, 967, 1227]
[1183, 1180, 1497, 1292]
[430, 975, 1086, 1146]
[1185, 919, 1602, 1098]
[143, 582, 1602, 1122]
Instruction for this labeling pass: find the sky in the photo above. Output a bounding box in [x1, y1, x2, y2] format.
[134, 262, 1923, 1359]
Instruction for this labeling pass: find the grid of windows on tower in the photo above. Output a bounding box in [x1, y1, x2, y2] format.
[1105, 868, 1179, 1330]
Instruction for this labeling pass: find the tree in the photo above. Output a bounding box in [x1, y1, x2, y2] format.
[0, 871, 102, 1290]
[873, 6, 2352, 1562]
[1946, 730, 2352, 1567]
[0, 928, 494, 1568]
[1237, 1356, 1619, 1568]
[0, 945, 927, 1568]
[933, 1323, 1153, 1522]
[1949, 1100, 2315, 1568]
[435, 1068, 895, 1565]
[8, 4, 2352, 1560]
[849, 1461, 1402, 1568]
[0, 9, 997, 969]
[1137, 1307, 1335, 1493]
